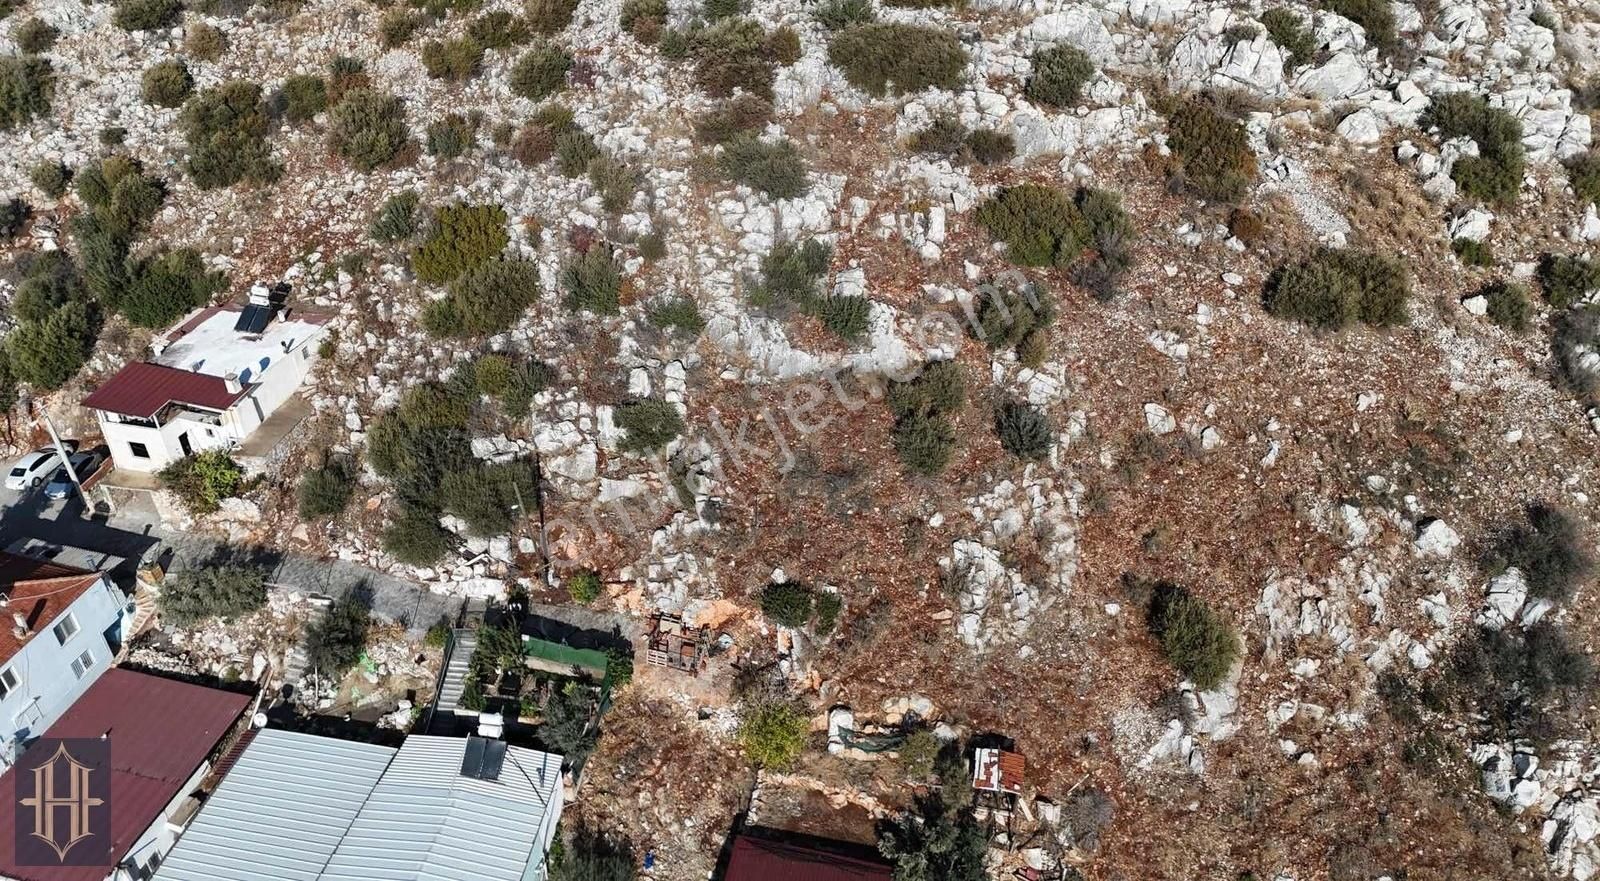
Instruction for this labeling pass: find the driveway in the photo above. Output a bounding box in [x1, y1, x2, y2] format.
[0, 478, 458, 633]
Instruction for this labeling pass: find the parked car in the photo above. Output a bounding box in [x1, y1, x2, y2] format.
[5, 442, 79, 491]
[43, 451, 101, 500]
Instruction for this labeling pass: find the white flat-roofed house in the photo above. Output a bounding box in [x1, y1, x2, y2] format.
[81, 286, 330, 474]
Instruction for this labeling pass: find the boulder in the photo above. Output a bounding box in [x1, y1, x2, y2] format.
[1294, 52, 1369, 99]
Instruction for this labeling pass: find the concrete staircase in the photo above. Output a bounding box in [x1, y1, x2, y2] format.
[434, 629, 477, 713]
[281, 606, 328, 686]
[116, 588, 160, 662]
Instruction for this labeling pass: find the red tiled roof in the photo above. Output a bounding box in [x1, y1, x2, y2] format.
[0, 669, 252, 881]
[724, 834, 893, 881]
[80, 362, 248, 419]
[0, 574, 104, 667]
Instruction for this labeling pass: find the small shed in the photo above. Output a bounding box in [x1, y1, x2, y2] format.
[972, 747, 1025, 796]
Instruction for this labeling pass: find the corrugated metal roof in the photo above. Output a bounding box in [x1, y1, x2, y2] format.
[0, 669, 251, 881]
[723, 833, 894, 881]
[80, 362, 248, 419]
[155, 732, 563, 881]
[320, 735, 563, 881]
[154, 729, 396, 881]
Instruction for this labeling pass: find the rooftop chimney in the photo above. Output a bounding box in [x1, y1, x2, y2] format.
[12, 611, 28, 640]
[224, 373, 241, 394]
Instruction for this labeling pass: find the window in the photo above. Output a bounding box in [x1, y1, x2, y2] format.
[52, 613, 78, 645]
[0, 668, 16, 700]
[70, 649, 93, 680]
[128, 442, 150, 459]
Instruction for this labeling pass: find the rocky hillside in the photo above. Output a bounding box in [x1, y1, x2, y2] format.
[4, 0, 1600, 875]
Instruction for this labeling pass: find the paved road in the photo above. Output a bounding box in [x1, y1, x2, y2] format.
[0, 474, 458, 633]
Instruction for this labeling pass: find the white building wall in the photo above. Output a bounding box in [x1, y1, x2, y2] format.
[0, 578, 129, 767]
[97, 328, 322, 474]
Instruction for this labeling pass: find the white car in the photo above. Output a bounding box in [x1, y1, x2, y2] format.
[5, 443, 80, 491]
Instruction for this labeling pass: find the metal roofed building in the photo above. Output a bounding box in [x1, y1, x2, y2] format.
[0, 668, 252, 881]
[155, 730, 565, 881]
[82, 289, 330, 475]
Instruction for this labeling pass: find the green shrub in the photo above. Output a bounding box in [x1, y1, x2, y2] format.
[1265, 248, 1411, 329]
[898, 729, 939, 778]
[510, 122, 556, 165]
[659, 27, 691, 58]
[767, 25, 801, 65]
[439, 461, 536, 535]
[12, 251, 83, 323]
[75, 155, 164, 237]
[1538, 253, 1600, 308]
[1479, 280, 1531, 332]
[158, 565, 267, 626]
[426, 112, 477, 158]
[814, 592, 841, 634]
[180, 80, 282, 189]
[28, 159, 68, 199]
[525, 0, 578, 34]
[6, 299, 95, 389]
[588, 155, 637, 213]
[477, 356, 549, 414]
[620, 0, 666, 41]
[159, 449, 245, 515]
[814, 0, 873, 29]
[1261, 7, 1315, 68]
[1072, 186, 1134, 301]
[692, 16, 775, 98]
[818, 295, 869, 341]
[760, 581, 813, 626]
[0, 198, 26, 240]
[568, 569, 601, 602]
[888, 359, 965, 420]
[0, 54, 53, 131]
[975, 183, 1086, 267]
[647, 296, 705, 335]
[379, 7, 425, 47]
[893, 411, 957, 475]
[99, 125, 127, 146]
[120, 248, 226, 328]
[185, 23, 228, 61]
[423, 258, 539, 336]
[370, 190, 421, 242]
[718, 134, 809, 199]
[555, 128, 599, 176]
[965, 129, 1014, 165]
[141, 60, 194, 108]
[299, 460, 355, 519]
[826, 22, 967, 97]
[695, 94, 773, 144]
[411, 202, 509, 284]
[1569, 150, 1600, 206]
[995, 400, 1052, 458]
[383, 505, 454, 564]
[305, 594, 370, 677]
[738, 701, 807, 768]
[909, 115, 967, 157]
[280, 74, 327, 122]
[1452, 236, 1493, 267]
[328, 88, 408, 172]
[14, 18, 58, 54]
[1325, 0, 1395, 51]
[638, 232, 667, 261]
[562, 244, 622, 314]
[467, 10, 530, 48]
[325, 56, 370, 104]
[114, 0, 181, 31]
[615, 398, 684, 453]
[422, 36, 485, 80]
[1166, 96, 1256, 202]
[1425, 91, 1525, 204]
[1025, 45, 1094, 108]
[704, 0, 744, 17]
[1148, 583, 1238, 689]
[1484, 504, 1592, 602]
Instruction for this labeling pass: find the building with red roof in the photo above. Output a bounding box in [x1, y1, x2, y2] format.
[0, 552, 129, 771]
[82, 288, 330, 475]
[723, 831, 894, 881]
[0, 668, 251, 881]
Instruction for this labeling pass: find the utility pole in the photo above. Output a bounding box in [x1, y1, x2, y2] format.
[37, 405, 83, 499]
